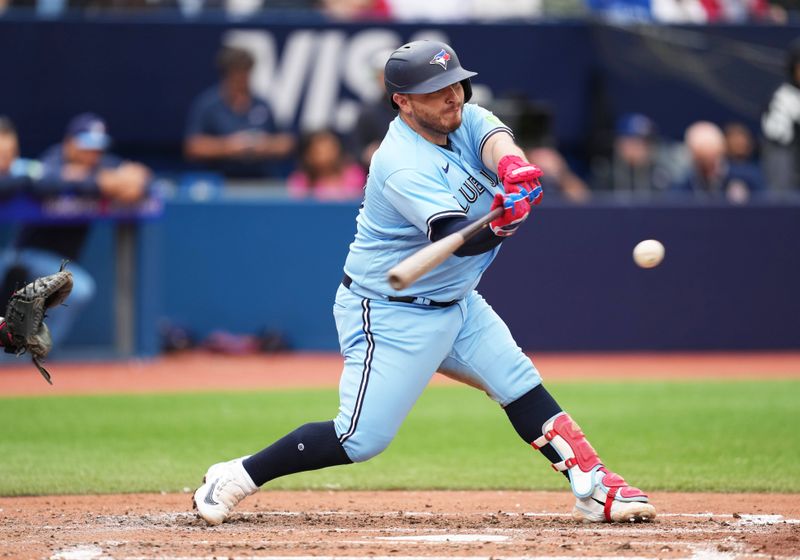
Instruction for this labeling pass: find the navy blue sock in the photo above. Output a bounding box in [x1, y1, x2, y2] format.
[242, 420, 352, 487]
[504, 384, 569, 478]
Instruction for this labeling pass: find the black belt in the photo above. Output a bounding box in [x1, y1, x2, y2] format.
[342, 274, 459, 308]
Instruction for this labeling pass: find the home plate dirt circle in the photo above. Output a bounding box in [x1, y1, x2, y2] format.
[2, 490, 799, 559]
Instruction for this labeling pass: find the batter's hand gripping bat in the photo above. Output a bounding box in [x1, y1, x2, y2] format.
[387, 207, 504, 291]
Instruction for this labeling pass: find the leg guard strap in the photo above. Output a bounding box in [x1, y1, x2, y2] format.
[549, 457, 578, 472]
[604, 486, 619, 522]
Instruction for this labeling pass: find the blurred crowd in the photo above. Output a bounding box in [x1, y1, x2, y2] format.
[0, 0, 799, 22]
[171, 39, 800, 204]
[3, 39, 800, 205]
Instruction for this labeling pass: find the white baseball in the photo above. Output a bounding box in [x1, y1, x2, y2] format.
[633, 239, 665, 269]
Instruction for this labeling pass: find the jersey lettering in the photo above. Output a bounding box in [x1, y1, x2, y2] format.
[345, 104, 507, 301]
[456, 174, 488, 211]
[479, 170, 498, 187]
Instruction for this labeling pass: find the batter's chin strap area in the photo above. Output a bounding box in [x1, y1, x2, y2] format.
[532, 412, 649, 522]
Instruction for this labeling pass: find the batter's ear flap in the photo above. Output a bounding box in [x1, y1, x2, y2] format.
[461, 79, 472, 103]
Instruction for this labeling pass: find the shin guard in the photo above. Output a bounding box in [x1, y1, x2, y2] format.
[533, 412, 653, 522]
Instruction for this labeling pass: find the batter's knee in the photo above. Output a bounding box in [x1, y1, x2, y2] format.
[339, 431, 394, 463]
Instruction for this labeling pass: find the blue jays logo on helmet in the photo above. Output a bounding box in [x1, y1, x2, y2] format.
[429, 49, 451, 70]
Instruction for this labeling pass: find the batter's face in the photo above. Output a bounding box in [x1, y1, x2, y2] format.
[396, 82, 464, 144]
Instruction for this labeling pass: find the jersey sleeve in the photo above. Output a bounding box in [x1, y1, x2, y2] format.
[384, 168, 467, 239]
[462, 104, 514, 162]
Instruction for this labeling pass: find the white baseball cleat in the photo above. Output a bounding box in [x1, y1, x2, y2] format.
[533, 412, 656, 524]
[192, 456, 257, 525]
[571, 467, 656, 523]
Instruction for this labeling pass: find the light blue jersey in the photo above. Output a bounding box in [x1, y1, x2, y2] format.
[343, 103, 512, 302]
[333, 103, 541, 463]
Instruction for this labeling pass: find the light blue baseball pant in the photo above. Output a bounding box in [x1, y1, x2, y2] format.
[0, 248, 95, 349]
[332, 283, 541, 463]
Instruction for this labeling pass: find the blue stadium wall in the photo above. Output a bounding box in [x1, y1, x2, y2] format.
[3, 200, 796, 354]
[157, 200, 800, 352]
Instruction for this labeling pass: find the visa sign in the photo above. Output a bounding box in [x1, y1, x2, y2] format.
[222, 28, 450, 133]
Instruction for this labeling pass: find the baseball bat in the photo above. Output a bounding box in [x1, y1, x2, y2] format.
[387, 207, 504, 291]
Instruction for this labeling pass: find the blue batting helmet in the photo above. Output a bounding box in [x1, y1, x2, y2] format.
[384, 40, 477, 110]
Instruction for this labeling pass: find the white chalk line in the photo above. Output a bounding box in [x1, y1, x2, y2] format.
[115, 509, 799, 525]
[374, 534, 509, 543]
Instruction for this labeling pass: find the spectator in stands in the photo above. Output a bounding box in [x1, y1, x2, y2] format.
[37, 113, 151, 203]
[674, 120, 764, 203]
[287, 129, 365, 201]
[466, 0, 544, 19]
[768, 0, 799, 22]
[0, 113, 151, 350]
[0, 117, 19, 178]
[0, 117, 43, 315]
[593, 113, 676, 194]
[491, 98, 588, 202]
[761, 37, 800, 192]
[712, 0, 772, 22]
[591, 0, 774, 22]
[184, 45, 295, 179]
[383, 0, 468, 20]
[724, 122, 759, 165]
[586, 0, 654, 21]
[525, 146, 590, 203]
[385, 0, 545, 20]
[0, 116, 42, 180]
[650, 0, 707, 21]
[321, 0, 390, 19]
[349, 47, 396, 171]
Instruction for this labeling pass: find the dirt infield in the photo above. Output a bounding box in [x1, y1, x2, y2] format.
[1, 352, 799, 559]
[2, 491, 799, 559]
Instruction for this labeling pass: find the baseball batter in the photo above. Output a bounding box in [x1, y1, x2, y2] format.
[193, 40, 656, 525]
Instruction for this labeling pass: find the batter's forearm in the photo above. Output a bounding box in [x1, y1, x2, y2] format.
[481, 131, 527, 171]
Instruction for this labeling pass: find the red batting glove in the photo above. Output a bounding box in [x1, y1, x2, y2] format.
[498, 155, 544, 206]
[489, 191, 531, 237]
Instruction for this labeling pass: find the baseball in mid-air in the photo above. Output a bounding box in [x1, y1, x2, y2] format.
[633, 239, 665, 269]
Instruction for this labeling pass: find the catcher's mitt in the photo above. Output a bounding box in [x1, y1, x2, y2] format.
[3, 262, 73, 384]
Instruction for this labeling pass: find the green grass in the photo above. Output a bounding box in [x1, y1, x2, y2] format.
[0, 381, 797, 495]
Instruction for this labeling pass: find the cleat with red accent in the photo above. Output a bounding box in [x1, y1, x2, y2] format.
[533, 412, 656, 523]
[571, 467, 655, 523]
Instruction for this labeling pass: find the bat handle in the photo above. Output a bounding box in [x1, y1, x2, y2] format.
[460, 206, 503, 241]
[386, 206, 505, 291]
